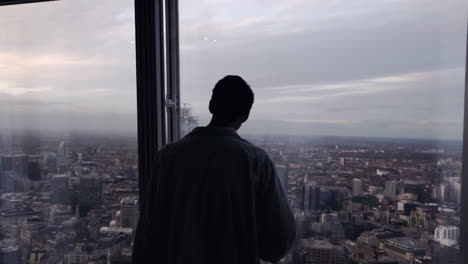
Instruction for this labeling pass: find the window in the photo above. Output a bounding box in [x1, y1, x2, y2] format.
[0, 1, 138, 262]
[179, 0, 466, 263]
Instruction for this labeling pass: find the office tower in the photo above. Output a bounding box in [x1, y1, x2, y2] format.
[452, 181, 461, 205]
[51, 175, 71, 204]
[301, 183, 320, 211]
[78, 174, 102, 216]
[340, 157, 346, 167]
[403, 180, 432, 203]
[27, 161, 41, 181]
[1, 154, 29, 178]
[433, 183, 448, 202]
[385, 180, 398, 197]
[57, 141, 66, 157]
[293, 238, 346, 264]
[352, 178, 362, 196]
[119, 197, 139, 229]
[434, 226, 459, 247]
[275, 164, 289, 191]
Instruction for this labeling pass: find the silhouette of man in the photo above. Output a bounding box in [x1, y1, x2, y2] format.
[133, 75, 296, 264]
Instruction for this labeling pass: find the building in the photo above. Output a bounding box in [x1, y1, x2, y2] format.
[381, 238, 425, 263]
[78, 174, 102, 216]
[119, 197, 139, 229]
[340, 157, 346, 167]
[434, 226, 459, 247]
[409, 209, 432, 231]
[352, 178, 362, 196]
[293, 238, 346, 264]
[301, 183, 320, 211]
[50, 175, 71, 204]
[0, 154, 29, 178]
[385, 181, 398, 198]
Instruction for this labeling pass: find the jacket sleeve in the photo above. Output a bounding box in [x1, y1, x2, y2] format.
[256, 154, 296, 263]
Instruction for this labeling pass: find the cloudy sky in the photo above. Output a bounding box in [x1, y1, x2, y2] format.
[0, 0, 467, 139]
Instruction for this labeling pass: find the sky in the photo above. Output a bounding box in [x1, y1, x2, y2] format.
[0, 0, 467, 139]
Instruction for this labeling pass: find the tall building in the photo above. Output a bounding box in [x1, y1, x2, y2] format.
[275, 165, 289, 191]
[51, 175, 71, 204]
[452, 181, 461, 205]
[434, 226, 459, 247]
[27, 161, 41, 181]
[340, 157, 346, 167]
[293, 238, 346, 264]
[57, 141, 66, 157]
[0, 154, 29, 178]
[78, 174, 102, 216]
[385, 180, 399, 198]
[119, 197, 139, 229]
[301, 183, 320, 211]
[352, 178, 362, 196]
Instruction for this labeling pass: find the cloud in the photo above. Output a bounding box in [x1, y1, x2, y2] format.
[0, 81, 51, 95]
[257, 70, 432, 103]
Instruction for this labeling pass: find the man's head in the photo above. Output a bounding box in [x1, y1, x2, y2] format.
[209, 75, 254, 130]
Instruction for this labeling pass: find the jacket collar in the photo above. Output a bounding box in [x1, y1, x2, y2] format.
[187, 126, 240, 138]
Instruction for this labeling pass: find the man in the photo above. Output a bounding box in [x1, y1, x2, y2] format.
[133, 75, 295, 264]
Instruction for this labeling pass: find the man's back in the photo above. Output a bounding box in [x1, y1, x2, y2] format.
[133, 126, 295, 264]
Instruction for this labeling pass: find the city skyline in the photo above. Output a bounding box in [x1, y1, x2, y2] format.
[0, 0, 466, 140]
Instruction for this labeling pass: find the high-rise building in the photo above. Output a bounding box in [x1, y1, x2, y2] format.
[385, 180, 399, 198]
[27, 161, 41, 181]
[340, 157, 346, 167]
[352, 178, 362, 196]
[51, 175, 71, 204]
[57, 141, 66, 157]
[0, 154, 29, 178]
[293, 238, 346, 264]
[119, 197, 139, 229]
[452, 181, 461, 205]
[434, 226, 459, 247]
[301, 183, 320, 211]
[78, 174, 102, 216]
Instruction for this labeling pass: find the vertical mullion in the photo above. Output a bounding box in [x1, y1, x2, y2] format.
[165, 0, 181, 142]
[134, 0, 166, 208]
[460, 18, 468, 264]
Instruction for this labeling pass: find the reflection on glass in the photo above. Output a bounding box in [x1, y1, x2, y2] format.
[0, 1, 137, 263]
[180, 0, 466, 263]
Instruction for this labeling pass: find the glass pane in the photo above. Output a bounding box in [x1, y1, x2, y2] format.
[0, 1, 137, 263]
[179, 0, 466, 263]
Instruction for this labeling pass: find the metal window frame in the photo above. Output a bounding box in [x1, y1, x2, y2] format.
[165, 0, 181, 143]
[460, 19, 468, 264]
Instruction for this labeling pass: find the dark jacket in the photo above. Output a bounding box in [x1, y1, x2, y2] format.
[133, 126, 296, 264]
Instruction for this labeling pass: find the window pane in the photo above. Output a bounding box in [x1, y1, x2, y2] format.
[179, 0, 466, 263]
[0, 1, 137, 263]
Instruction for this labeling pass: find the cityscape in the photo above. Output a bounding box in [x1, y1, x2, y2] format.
[0, 106, 462, 263]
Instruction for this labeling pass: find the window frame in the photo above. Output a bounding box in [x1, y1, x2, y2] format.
[460, 21, 468, 264]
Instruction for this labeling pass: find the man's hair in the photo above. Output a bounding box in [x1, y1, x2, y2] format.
[209, 75, 254, 122]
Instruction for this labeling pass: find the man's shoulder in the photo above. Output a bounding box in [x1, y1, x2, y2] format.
[160, 134, 269, 160]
